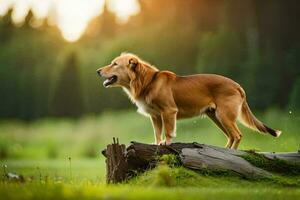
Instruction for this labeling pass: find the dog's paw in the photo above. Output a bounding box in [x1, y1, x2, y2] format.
[158, 140, 171, 145]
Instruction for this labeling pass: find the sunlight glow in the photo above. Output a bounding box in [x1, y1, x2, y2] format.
[31, 0, 52, 19]
[0, 0, 140, 42]
[108, 0, 140, 24]
[56, 0, 105, 42]
[12, 0, 30, 24]
[0, 0, 13, 16]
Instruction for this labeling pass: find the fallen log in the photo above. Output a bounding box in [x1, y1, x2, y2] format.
[260, 152, 300, 164]
[102, 140, 300, 183]
[180, 148, 271, 177]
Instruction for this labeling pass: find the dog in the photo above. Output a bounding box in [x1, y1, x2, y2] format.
[96, 53, 281, 149]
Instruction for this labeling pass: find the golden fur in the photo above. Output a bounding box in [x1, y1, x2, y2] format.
[97, 53, 281, 149]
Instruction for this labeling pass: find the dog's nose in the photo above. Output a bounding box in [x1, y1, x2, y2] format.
[96, 69, 102, 76]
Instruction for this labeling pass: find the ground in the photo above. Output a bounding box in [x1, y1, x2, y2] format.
[1, 159, 300, 200]
[0, 109, 300, 199]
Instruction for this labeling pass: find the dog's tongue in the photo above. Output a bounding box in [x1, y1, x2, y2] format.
[102, 76, 117, 87]
[103, 79, 110, 87]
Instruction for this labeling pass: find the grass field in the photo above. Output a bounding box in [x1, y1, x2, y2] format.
[1, 159, 300, 200]
[1, 109, 300, 199]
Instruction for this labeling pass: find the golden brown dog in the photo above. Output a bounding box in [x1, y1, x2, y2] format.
[97, 53, 281, 149]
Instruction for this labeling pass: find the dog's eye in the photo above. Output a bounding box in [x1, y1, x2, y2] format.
[111, 62, 118, 67]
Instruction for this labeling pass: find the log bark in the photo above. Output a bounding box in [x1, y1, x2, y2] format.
[104, 138, 128, 183]
[180, 148, 271, 178]
[260, 152, 300, 164]
[102, 140, 300, 183]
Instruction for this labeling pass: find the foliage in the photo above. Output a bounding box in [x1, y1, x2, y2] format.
[152, 164, 176, 187]
[158, 154, 181, 168]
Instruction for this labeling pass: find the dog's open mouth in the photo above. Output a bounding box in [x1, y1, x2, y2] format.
[103, 75, 118, 87]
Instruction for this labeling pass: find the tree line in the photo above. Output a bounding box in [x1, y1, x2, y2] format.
[0, 0, 299, 120]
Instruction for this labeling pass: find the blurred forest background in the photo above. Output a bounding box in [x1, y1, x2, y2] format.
[1, 3, 300, 196]
[0, 0, 300, 120]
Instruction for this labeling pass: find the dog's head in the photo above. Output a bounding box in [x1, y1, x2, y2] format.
[97, 53, 157, 88]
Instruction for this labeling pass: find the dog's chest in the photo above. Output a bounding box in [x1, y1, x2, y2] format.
[135, 100, 158, 116]
[122, 87, 159, 116]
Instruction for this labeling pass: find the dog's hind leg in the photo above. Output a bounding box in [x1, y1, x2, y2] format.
[206, 109, 233, 148]
[230, 123, 243, 149]
[215, 105, 242, 149]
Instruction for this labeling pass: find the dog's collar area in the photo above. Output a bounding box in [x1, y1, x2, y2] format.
[150, 71, 159, 84]
[139, 71, 159, 95]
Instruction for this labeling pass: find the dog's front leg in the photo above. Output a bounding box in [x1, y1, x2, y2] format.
[161, 109, 178, 145]
[150, 115, 163, 145]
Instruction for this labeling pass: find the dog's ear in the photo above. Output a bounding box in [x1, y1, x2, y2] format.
[129, 57, 138, 71]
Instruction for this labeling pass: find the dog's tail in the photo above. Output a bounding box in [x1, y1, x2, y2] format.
[239, 100, 281, 137]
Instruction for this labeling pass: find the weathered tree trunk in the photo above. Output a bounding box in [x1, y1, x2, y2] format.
[102, 140, 300, 183]
[260, 152, 300, 164]
[104, 138, 128, 183]
[180, 147, 271, 178]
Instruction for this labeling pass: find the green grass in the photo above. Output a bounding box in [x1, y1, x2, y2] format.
[1, 159, 105, 182]
[0, 109, 300, 199]
[130, 163, 300, 187]
[1, 160, 300, 200]
[1, 182, 299, 200]
[0, 109, 299, 160]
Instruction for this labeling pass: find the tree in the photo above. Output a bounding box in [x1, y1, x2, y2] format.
[85, 0, 117, 38]
[24, 10, 34, 27]
[0, 8, 14, 43]
[289, 77, 300, 111]
[196, 29, 244, 80]
[50, 52, 84, 117]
